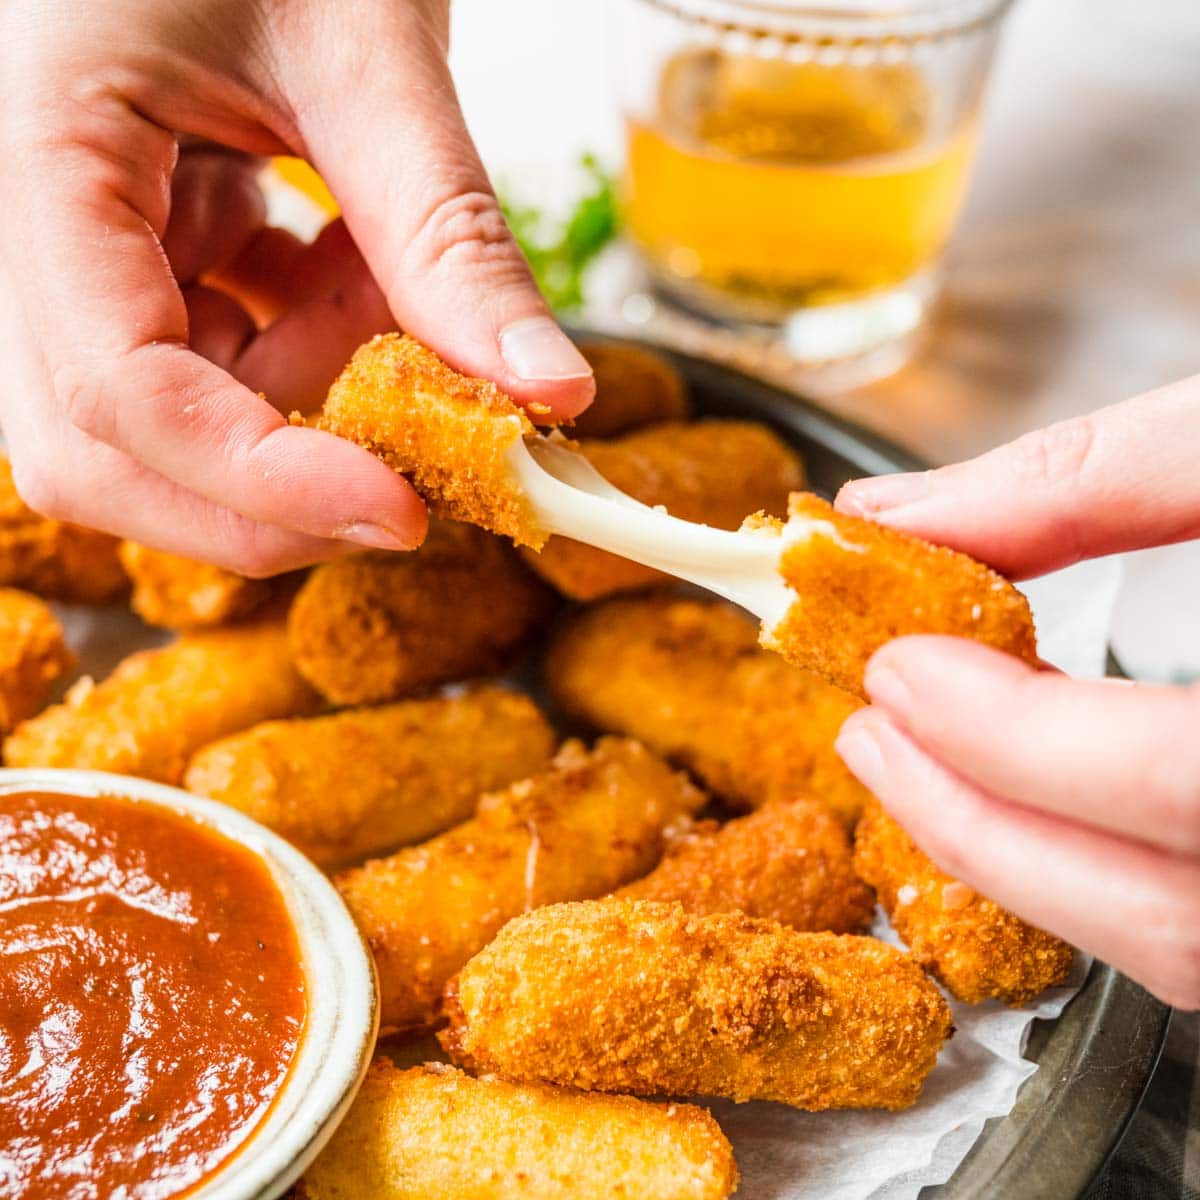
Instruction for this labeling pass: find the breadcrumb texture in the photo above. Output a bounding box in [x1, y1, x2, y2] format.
[769, 494, 1038, 697]
[4, 602, 319, 784]
[854, 801, 1074, 1005]
[545, 594, 868, 825]
[0, 456, 127, 604]
[522, 420, 804, 600]
[0, 588, 74, 733]
[118, 541, 271, 630]
[617, 799, 874, 933]
[443, 899, 952, 1111]
[287, 521, 556, 705]
[571, 340, 691, 438]
[184, 687, 556, 870]
[319, 333, 546, 547]
[294, 1060, 738, 1200]
[336, 738, 704, 1033]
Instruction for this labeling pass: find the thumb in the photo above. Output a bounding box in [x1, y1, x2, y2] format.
[281, 8, 594, 421]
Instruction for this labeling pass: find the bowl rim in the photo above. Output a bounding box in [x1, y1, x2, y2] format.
[0, 767, 379, 1200]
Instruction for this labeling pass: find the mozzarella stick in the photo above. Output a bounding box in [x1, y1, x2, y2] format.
[853, 800, 1074, 1005]
[4, 603, 319, 783]
[117, 542, 272, 630]
[319, 333, 547, 547]
[571, 340, 690, 438]
[336, 738, 705, 1033]
[287, 521, 556, 705]
[442, 899, 952, 1111]
[764, 493, 1038, 698]
[616, 800, 874, 933]
[0, 588, 74, 733]
[545, 594, 868, 825]
[522, 420, 803, 601]
[184, 687, 556, 870]
[294, 1060, 738, 1200]
[0, 456, 126, 604]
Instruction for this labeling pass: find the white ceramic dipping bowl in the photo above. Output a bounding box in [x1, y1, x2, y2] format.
[0, 768, 379, 1200]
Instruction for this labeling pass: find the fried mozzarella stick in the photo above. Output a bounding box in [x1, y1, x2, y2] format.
[0, 456, 126, 604]
[571, 340, 690, 438]
[294, 1060, 738, 1200]
[4, 603, 319, 783]
[288, 521, 555, 705]
[854, 800, 1074, 1005]
[443, 899, 952, 1111]
[336, 738, 704, 1032]
[522, 420, 803, 601]
[117, 542, 271, 630]
[616, 800, 873, 933]
[0, 589, 74, 733]
[184, 687, 556, 870]
[545, 595, 868, 825]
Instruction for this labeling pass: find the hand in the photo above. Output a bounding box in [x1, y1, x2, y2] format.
[833, 377, 1200, 1008]
[0, 0, 593, 574]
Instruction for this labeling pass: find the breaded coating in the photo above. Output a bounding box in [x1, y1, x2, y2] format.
[442, 899, 952, 1111]
[767, 493, 1038, 698]
[294, 1060, 738, 1200]
[854, 800, 1074, 1005]
[545, 595, 868, 825]
[4, 602, 319, 783]
[319, 333, 547, 547]
[0, 456, 126, 604]
[118, 541, 271, 630]
[616, 799, 873, 933]
[522, 421, 804, 601]
[287, 521, 556, 705]
[0, 589, 74, 733]
[184, 687, 556, 870]
[571, 340, 691, 438]
[336, 738, 705, 1032]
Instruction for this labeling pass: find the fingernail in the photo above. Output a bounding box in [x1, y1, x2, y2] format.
[835, 720, 887, 793]
[838, 471, 931, 517]
[499, 317, 592, 381]
[864, 664, 912, 712]
[336, 522, 416, 552]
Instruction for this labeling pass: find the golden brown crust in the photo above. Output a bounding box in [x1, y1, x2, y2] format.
[522, 421, 804, 601]
[768, 493, 1039, 697]
[287, 521, 556, 705]
[570, 341, 691, 438]
[4, 601, 319, 783]
[0, 456, 127, 604]
[544, 594, 868, 825]
[853, 800, 1074, 1005]
[0, 588, 74, 733]
[294, 1059, 738, 1200]
[616, 799, 874, 933]
[184, 687, 556, 870]
[441, 899, 952, 1111]
[335, 738, 705, 1033]
[319, 333, 546, 547]
[118, 542, 271, 630]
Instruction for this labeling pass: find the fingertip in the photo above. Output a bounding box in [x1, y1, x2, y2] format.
[497, 316, 595, 421]
[835, 470, 930, 519]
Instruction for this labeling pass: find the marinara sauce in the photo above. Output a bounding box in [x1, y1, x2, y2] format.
[0, 792, 306, 1198]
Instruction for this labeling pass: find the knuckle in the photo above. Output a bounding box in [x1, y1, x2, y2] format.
[1141, 889, 1200, 1009]
[52, 359, 115, 442]
[1010, 416, 1099, 491]
[405, 188, 522, 278]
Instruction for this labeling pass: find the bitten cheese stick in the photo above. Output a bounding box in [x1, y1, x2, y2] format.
[336, 738, 704, 1032]
[0, 589, 74, 733]
[0, 456, 126, 604]
[294, 1060, 738, 1200]
[853, 800, 1074, 1005]
[545, 595, 868, 825]
[185, 687, 556, 870]
[616, 800, 873, 933]
[4, 603, 319, 783]
[118, 542, 271, 630]
[442, 899, 952, 1111]
[762, 493, 1039, 698]
[522, 421, 803, 601]
[288, 521, 555, 705]
[571, 340, 690, 438]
